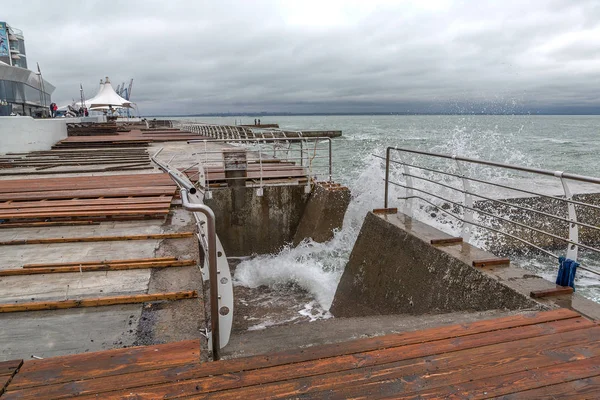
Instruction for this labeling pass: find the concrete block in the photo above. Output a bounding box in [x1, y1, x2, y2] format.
[293, 182, 351, 245]
[205, 185, 309, 256]
[330, 212, 539, 317]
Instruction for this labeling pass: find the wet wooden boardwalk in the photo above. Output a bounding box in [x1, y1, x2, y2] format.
[1, 308, 599, 399]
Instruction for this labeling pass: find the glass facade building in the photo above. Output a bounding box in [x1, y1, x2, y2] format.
[0, 21, 54, 116]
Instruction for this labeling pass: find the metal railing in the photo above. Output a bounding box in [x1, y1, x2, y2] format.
[151, 149, 233, 360]
[380, 147, 600, 277]
[187, 137, 333, 193]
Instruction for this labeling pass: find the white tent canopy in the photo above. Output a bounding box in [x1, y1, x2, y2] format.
[86, 77, 134, 110]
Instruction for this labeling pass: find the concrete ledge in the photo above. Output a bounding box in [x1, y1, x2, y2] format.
[330, 212, 543, 317]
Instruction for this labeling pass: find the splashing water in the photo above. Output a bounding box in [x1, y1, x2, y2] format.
[234, 156, 388, 311]
[233, 115, 600, 311]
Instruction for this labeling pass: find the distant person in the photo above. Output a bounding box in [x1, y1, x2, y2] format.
[84, 108, 89, 117]
[258, 119, 261, 126]
[254, 118, 257, 125]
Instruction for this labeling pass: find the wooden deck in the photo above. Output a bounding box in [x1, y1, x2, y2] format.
[0, 173, 176, 224]
[1, 308, 599, 399]
[53, 129, 208, 149]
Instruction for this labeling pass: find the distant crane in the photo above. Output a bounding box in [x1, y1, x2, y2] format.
[126, 79, 133, 100]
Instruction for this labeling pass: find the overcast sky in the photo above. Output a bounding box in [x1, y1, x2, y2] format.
[4, 0, 600, 115]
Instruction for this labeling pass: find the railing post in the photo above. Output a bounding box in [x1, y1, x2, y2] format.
[257, 144, 264, 197]
[328, 138, 333, 182]
[556, 172, 579, 261]
[384, 147, 391, 209]
[402, 157, 414, 217]
[455, 157, 473, 242]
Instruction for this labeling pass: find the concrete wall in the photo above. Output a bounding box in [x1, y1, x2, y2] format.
[330, 211, 540, 317]
[0, 116, 68, 153]
[205, 185, 309, 256]
[0, 116, 110, 154]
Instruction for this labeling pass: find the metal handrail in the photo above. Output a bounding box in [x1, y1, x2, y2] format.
[383, 146, 600, 277]
[375, 154, 600, 213]
[385, 147, 600, 185]
[151, 150, 222, 360]
[394, 167, 600, 234]
[179, 188, 221, 359]
[188, 137, 333, 182]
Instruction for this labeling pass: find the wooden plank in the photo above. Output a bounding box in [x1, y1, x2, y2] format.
[0, 290, 198, 313]
[6, 341, 200, 392]
[0, 232, 194, 246]
[0, 260, 195, 276]
[0, 197, 171, 209]
[472, 257, 510, 267]
[51, 317, 594, 400]
[430, 237, 463, 245]
[0, 209, 169, 220]
[392, 354, 600, 399]
[0, 221, 99, 229]
[531, 285, 574, 298]
[0, 360, 22, 377]
[0, 375, 12, 396]
[18, 310, 582, 399]
[0, 173, 174, 194]
[372, 208, 398, 215]
[0, 203, 170, 215]
[495, 375, 600, 400]
[23, 257, 178, 268]
[162, 322, 600, 400]
[305, 324, 600, 400]
[0, 187, 175, 202]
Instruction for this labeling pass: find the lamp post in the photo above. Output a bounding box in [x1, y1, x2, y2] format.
[36, 63, 47, 117]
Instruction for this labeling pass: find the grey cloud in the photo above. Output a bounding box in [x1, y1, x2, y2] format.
[3, 0, 599, 115]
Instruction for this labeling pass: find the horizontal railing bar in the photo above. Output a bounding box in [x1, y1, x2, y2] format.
[374, 154, 600, 213]
[394, 192, 600, 277]
[188, 138, 332, 144]
[402, 171, 600, 234]
[387, 146, 600, 185]
[387, 178, 600, 255]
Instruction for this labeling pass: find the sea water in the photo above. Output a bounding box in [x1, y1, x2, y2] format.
[173, 115, 600, 313]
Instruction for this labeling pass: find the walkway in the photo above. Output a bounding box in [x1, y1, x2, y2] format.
[1, 308, 598, 399]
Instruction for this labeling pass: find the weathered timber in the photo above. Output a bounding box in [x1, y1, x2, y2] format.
[0, 291, 198, 313]
[0, 360, 22, 377]
[0, 232, 194, 246]
[472, 257, 511, 267]
[430, 237, 463, 245]
[3, 309, 592, 400]
[0, 260, 195, 276]
[372, 207, 398, 215]
[530, 285, 574, 298]
[23, 257, 178, 268]
[0, 221, 99, 229]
